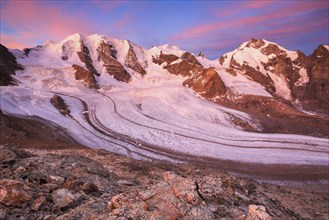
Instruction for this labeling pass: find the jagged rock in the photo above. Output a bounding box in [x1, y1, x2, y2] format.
[152, 52, 179, 65]
[180, 52, 202, 66]
[0, 179, 32, 207]
[72, 64, 98, 89]
[260, 43, 286, 56]
[246, 38, 266, 49]
[80, 182, 99, 194]
[0, 208, 7, 220]
[0, 44, 23, 86]
[51, 188, 75, 209]
[50, 95, 70, 116]
[31, 196, 46, 211]
[97, 41, 131, 82]
[244, 205, 272, 220]
[166, 60, 203, 77]
[198, 52, 206, 58]
[48, 175, 65, 185]
[183, 68, 226, 99]
[163, 171, 202, 205]
[77, 40, 99, 76]
[0, 147, 17, 164]
[302, 45, 329, 113]
[124, 42, 146, 75]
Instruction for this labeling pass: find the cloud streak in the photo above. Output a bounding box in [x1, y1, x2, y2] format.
[172, 1, 328, 41]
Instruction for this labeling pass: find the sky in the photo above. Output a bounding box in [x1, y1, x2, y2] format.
[0, 0, 328, 59]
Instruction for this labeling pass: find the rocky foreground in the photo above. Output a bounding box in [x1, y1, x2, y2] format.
[0, 145, 328, 220]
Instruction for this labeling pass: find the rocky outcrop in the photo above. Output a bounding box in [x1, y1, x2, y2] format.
[77, 40, 99, 76]
[183, 67, 226, 99]
[218, 39, 329, 114]
[198, 52, 206, 58]
[0, 144, 328, 219]
[166, 59, 204, 77]
[181, 52, 202, 66]
[97, 41, 131, 82]
[244, 205, 272, 220]
[124, 42, 146, 75]
[153, 51, 227, 101]
[152, 52, 179, 65]
[302, 45, 329, 113]
[72, 64, 98, 89]
[50, 95, 71, 116]
[0, 44, 23, 86]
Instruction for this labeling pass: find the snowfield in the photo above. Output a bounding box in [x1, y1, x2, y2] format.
[1, 34, 329, 166]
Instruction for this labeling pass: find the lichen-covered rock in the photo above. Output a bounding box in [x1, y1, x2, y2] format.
[163, 171, 202, 205]
[97, 41, 131, 82]
[0, 179, 32, 207]
[244, 205, 272, 220]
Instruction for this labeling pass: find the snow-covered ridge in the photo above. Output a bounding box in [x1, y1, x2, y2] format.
[1, 33, 328, 167]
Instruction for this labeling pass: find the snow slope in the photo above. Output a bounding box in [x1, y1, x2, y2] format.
[1, 34, 328, 166]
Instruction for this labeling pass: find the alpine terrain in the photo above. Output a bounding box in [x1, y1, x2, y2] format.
[0, 34, 328, 219]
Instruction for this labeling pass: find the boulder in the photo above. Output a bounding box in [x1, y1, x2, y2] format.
[244, 205, 272, 220]
[31, 196, 46, 211]
[0, 179, 32, 207]
[0, 147, 17, 164]
[50, 95, 70, 116]
[163, 171, 202, 205]
[51, 188, 75, 209]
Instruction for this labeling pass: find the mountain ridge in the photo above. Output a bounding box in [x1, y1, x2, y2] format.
[0, 33, 328, 162]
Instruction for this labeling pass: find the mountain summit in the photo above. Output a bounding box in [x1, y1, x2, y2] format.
[0, 34, 328, 165]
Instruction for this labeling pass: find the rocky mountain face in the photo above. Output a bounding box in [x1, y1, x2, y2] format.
[1, 35, 329, 219]
[152, 51, 227, 100]
[218, 39, 329, 114]
[72, 64, 98, 89]
[0, 44, 23, 86]
[303, 45, 329, 112]
[97, 41, 132, 83]
[1, 144, 328, 220]
[1, 35, 328, 138]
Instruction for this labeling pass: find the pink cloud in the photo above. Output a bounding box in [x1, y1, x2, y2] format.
[113, 14, 132, 29]
[1, 1, 95, 41]
[0, 34, 30, 49]
[171, 1, 328, 41]
[242, 0, 275, 9]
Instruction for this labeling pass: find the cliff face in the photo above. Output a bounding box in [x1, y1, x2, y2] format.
[97, 41, 131, 82]
[0, 44, 23, 86]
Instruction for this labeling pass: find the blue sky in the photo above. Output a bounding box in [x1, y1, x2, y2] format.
[1, 0, 328, 59]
